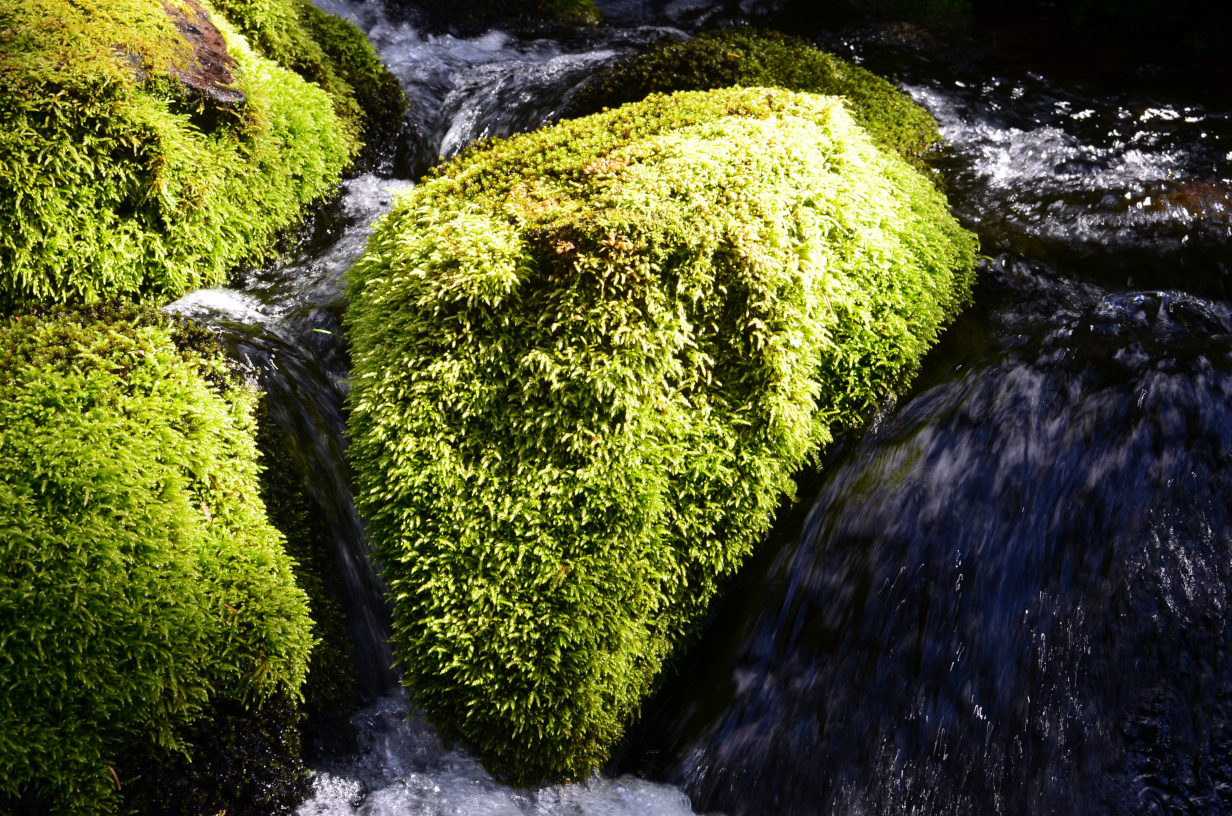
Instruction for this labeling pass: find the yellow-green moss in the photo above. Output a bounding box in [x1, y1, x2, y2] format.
[0, 0, 354, 306]
[0, 305, 313, 815]
[208, 0, 407, 150]
[565, 29, 942, 172]
[347, 87, 977, 782]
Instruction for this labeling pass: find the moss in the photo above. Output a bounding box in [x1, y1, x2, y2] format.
[208, 0, 407, 163]
[0, 0, 354, 306]
[346, 87, 977, 782]
[407, 0, 601, 37]
[0, 305, 314, 815]
[565, 29, 941, 173]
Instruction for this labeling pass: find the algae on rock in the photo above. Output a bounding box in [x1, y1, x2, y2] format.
[0, 0, 399, 307]
[346, 87, 978, 782]
[0, 306, 314, 815]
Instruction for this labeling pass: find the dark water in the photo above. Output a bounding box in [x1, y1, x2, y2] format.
[169, 3, 1232, 812]
[618, 27, 1232, 816]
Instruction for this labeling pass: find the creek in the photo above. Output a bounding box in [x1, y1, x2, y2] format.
[165, 2, 1232, 813]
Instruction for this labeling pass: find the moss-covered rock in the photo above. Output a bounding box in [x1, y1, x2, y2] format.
[388, 0, 601, 37]
[346, 87, 978, 782]
[0, 305, 314, 815]
[0, 0, 387, 306]
[564, 29, 942, 172]
[118, 695, 310, 816]
[207, 0, 407, 169]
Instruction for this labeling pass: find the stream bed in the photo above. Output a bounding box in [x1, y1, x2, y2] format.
[167, 2, 1232, 813]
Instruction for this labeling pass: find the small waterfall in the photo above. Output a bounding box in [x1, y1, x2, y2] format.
[167, 174, 412, 698]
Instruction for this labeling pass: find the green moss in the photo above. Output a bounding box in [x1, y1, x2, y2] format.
[208, 0, 407, 154]
[416, 0, 601, 37]
[0, 0, 353, 306]
[0, 305, 314, 815]
[564, 30, 942, 172]
[346, 87, 977, 782]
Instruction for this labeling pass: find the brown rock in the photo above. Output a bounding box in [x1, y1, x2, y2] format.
[162, 0, 245, 108]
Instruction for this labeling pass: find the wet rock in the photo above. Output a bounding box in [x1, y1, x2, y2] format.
[163, 0, 244, 108]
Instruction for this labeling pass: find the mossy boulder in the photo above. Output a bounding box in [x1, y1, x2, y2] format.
[565, 29, 942, 173]
[346, 87, 978, 781]
[0, 306, 314, 814]
[207, 0, 407, 169]
[0, 0, 400, 307]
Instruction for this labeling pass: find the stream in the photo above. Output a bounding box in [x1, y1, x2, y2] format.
[166, 2, 1232, 814]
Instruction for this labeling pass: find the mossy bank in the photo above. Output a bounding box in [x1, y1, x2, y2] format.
[0, 306, 313, 814]
[346, 87, 978, 782]
[0, 0, 404, 307]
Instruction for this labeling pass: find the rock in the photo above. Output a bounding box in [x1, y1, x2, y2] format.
[162, 0, 245, 108]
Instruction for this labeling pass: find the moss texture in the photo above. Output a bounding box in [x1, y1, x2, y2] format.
[346, 87, 978, 782]
[0, 0, 363, 306]
[564, 30, 942, 172]
[398, 0, 601, 37]
[0, 305, 314, 815]
[208, 0, 407, 166]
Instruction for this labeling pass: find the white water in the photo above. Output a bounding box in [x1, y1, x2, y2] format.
[300, 692, 710, 816]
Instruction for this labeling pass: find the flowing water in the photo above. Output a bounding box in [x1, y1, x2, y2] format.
[165, 3, 1232, 813]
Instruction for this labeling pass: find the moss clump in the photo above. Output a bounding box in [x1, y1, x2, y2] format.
[208, 0, 407, 163]
[346, 87, 977, 781]
[403, 0, 601, 37]
[0, 0, 354, 306]
[564, 29, 941, 172]
[0, 305, 314, 814]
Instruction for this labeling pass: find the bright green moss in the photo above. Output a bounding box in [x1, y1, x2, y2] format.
[0, 0, 354, 306]
[565, 30, 942, 172]
[0, 306, 314, 815]
[208, 0, 407, 149]
[347, 87, 977, 782]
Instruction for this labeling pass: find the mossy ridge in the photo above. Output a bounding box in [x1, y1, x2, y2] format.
[0, 305, 314, 815]
[0, 0, 352, 307]
[347, 87, 977, 782]
[391, 0, 601, 37]
[207, 0, 407, 160]
[564, 29, 942, 173]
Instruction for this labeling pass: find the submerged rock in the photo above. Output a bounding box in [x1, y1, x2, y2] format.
[346, 87, 977, 783]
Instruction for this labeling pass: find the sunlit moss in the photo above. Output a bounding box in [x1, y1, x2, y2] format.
[347, 87, 977, 782]
[0, 0, 358, 306]
[564, 29, 942, 172]
[208, 0, 407, 150]
[0, 305, 313, 814]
